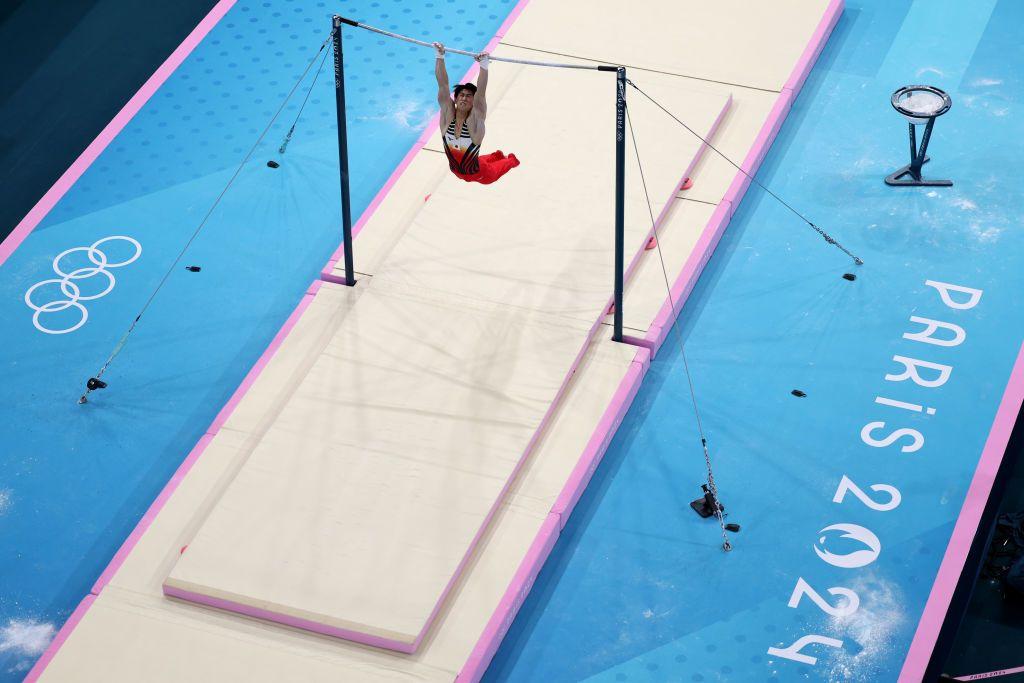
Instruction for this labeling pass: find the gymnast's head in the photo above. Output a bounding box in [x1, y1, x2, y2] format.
[453, 83, 476, 113]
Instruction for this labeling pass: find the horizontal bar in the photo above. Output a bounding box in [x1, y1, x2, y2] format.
[337, 15, 613, 71]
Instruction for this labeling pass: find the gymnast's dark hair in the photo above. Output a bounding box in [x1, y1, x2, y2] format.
[453, 83, 477, 98]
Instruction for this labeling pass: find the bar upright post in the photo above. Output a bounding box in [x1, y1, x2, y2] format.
[332, 15, 355, 286]
[613, 67, 626, 342]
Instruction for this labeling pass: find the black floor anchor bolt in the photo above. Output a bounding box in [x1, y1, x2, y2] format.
[690, 484, 724, 518]
[792, 389, 807, 397]
[690, 485, 742, 535]
[842, 273, 856, 281]
[267, 160, 280, 168]
[186, 266, 202, 272]
[78, 377, 108, 404]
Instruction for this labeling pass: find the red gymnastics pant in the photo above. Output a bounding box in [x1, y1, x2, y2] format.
[452, 150, 520, 185]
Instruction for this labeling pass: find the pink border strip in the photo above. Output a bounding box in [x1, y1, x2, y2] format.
[91, 433, 212, 594]
[900, 343, 1024, 682]
[0, 0, 237, 268]
[321, 0, 534, 283]
[784, 0, 844, 94]
[551, 348, 650, 526]
[458, 514, 561, 683]
[163, 584, 418, 652]
[24, 595, 95, 683]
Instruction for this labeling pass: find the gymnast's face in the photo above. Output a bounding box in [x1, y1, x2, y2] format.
[454, 89, 474, 114]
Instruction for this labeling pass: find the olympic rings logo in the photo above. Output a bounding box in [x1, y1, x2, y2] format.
[24, 236, 142, 335]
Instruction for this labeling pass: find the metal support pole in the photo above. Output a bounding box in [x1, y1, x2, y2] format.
[332, 15, 355, 286]
[596, 64, 625, 341]
[907, 122, 919, 180]
[613, 67, 626, 342]
[912, 117, 936, 178]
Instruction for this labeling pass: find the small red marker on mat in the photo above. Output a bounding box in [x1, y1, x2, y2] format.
[680, 177, 693, 191]
[645, 236, 657, 250]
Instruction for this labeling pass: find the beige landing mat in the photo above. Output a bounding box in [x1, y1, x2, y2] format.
[41, 283, 642, 682]
[165, 39, 728, 658]
[162, 279, 599, 650]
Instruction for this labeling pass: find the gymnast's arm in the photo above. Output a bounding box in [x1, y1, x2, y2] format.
[473, 53, 489, 118]
[434, 43, 453, 128]
[469, 53, 489, 143]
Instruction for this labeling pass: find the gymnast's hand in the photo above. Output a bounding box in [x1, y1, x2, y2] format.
[476, 51, 490, 70]
[433, 42, 445, 58]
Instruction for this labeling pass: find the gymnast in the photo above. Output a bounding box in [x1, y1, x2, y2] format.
[433, 42, 519, 184]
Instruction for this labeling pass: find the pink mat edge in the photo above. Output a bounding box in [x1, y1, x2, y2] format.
[457, 514, 561, 683]
[784, 0, 844, 93]
[24, 594, 97, 683]
[550, 347, 651, 525]
[161, 585, 417, 653]
[0, 0, 238, 268]
[320, 0, 533, 282]
[899, 342, 1024, 681]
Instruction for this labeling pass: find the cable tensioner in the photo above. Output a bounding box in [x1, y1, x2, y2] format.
[690, 484, 741, 532]
[78, 377, 108, 404]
